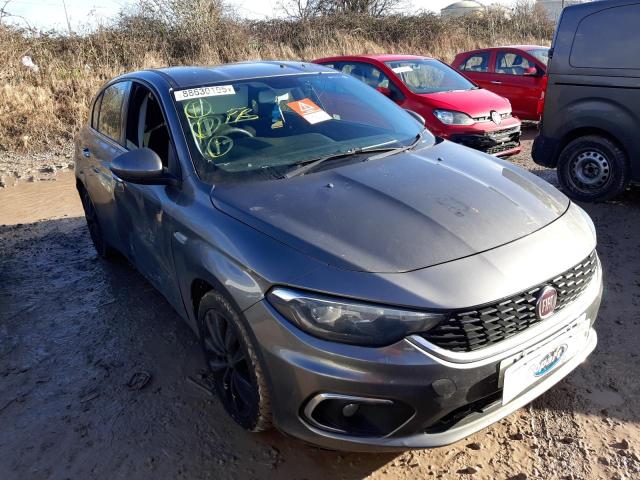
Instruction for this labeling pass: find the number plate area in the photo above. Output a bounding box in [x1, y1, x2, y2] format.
[500, 314, 590, 405]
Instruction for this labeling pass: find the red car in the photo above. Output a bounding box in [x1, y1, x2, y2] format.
[313, 55, 521, 157]
[313, 54, 521, 157]
[452, 46, 549, 121]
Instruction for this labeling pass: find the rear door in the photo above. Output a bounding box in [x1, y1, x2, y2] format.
[81, 81, 131, 252]
[489, 49, 545, 120]
[456, 51, 492, 89]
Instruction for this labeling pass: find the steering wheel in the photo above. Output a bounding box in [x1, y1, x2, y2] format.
[219, 126, 254, 138]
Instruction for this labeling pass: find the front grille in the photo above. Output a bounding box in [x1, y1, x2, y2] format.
[421, 251, 598, 353]
[487, 126, 520, 140]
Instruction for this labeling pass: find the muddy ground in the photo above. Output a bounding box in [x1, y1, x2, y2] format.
[1, 130, 639, 480]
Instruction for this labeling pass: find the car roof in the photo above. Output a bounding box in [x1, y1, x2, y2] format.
[315, 54, 436, 63]
[131, 61, 335, 89]
[458, 45, 548, 55]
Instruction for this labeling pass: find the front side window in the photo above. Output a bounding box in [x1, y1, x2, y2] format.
[460, 53, 490, 73]
[174, 73, 433, 185]
[126, 84, 172, 168]
[97, 82, 130, 143]
[385, 59, 475, 94]
[495, 53, 533, 75]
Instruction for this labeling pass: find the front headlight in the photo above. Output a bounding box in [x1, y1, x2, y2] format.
[267, 288, 445, 346]
[433, 109, 475, 125]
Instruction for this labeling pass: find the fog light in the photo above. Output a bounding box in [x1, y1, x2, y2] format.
[342, 403, 359, 417]
[303, 393, 414, 437]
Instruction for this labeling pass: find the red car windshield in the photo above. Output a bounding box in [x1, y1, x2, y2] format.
[385, 59, 475, 94]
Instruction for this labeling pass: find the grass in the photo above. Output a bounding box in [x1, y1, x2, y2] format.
[0, 1, 554, 154]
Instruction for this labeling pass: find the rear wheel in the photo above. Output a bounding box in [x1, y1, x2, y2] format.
[198, 291, 272, 432]
[79, 187, 115, 258]
[557, 135, 629, 202]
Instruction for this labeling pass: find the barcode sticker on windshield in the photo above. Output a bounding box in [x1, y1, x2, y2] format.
[174, 85, 235, 101]
[392, 66, 413, 74]
[287, 98, 332, 124]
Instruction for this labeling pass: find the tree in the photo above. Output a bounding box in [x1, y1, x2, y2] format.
[280, 0, 405, 19]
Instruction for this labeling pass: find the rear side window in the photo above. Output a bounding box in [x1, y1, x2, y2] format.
[570, 4, 640, 69]
[338, 62, 392, 89]
[460, 53, 490, 72]
[97, 82, 130, 143]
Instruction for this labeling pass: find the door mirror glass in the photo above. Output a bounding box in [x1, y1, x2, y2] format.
[404, 109, 425, 126]
[110, 148, 174, 185]
[376, 86, 392, 97]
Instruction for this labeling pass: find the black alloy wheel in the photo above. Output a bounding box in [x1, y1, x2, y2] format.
[198, 291, 272, 432]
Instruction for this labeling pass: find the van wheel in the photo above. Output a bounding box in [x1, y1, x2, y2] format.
[557, 135, 629, 202]
[198, 291, 272, 432]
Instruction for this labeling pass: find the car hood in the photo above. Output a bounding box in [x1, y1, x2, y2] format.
[419, 88, 512, 118]
[211, 141, 569, 273]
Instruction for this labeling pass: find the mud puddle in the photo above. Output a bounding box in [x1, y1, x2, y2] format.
[0, 172, 82, 225]
[1, 156, 639, 480]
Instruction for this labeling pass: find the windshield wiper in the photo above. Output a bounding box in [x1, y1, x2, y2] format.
[283, 143, 400, 179]
[366, 129, 426, 161]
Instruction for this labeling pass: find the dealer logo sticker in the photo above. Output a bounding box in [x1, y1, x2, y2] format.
[534, 344, 567, 377]
[536, 286, 557, 320]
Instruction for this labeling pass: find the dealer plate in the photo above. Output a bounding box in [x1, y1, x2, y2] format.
[501, 314, 590, 405]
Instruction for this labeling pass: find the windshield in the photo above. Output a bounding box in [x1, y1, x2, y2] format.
[174, 73, 432, 185]
[385, 59, 475, 94]
[528, 48, 549, 66]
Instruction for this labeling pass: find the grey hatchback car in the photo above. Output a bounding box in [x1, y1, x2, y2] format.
[76, 62, 602, 451]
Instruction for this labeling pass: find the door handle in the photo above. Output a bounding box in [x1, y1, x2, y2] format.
[490, 81, 503, 85]
[82, 147, 91, 158]
[173, 231, 188, 245]
[111, 174, 124, 192]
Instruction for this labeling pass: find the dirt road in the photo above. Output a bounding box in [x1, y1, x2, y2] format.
[1, 133, 639, 479]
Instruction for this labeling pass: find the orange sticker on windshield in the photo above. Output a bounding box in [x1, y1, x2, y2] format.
[287, 98, 332, 124]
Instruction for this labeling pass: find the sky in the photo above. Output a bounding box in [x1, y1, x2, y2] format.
[1, 0, 521, 32]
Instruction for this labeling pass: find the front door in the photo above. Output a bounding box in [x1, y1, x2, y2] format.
[113, 82, 185, 312]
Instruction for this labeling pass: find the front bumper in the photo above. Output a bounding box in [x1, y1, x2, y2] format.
[245, 263, 602, 451]
[449, 124, 522, 157]
[430, 116, 522, 157]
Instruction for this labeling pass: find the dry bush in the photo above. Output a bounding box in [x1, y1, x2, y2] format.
[0, 0, 553, 154]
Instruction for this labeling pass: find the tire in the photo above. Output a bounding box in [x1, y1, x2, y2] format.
[198, 290, 272, 432]
[79, 186, 115, 258]
[557, 135, 629, 202]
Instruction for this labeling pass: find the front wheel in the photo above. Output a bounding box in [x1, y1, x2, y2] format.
[198, 291, 272, 432]
[557, 135, 629, 202]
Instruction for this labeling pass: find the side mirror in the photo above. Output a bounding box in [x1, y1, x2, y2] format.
[110, 148, 177, 186]
[404, 109, 425, 126]
[523, 66, 538, 76]
[376, 86, 393, 98]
